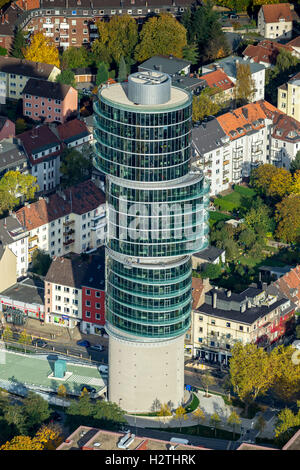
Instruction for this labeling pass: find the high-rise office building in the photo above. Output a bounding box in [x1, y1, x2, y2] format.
[94, 71, 209, 412]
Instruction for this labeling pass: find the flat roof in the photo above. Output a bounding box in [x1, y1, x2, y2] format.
[0, 350, 106, 395]
[100, 82, 189, 110]
[1, 278, 45, 305]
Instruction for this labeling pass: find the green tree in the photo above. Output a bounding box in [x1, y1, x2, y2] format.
[60, 148, 93, 187]
[96, 62, 109, 86]
[210, 412, 221, 436]
[11, 28, 26, 59]
[275, 194, 300, 243]
[134, 13, 187, 62]
[18, 330, 32, 350]
[2, 326, 13, 342]
[61, 46, 92, 70]
[200, 263, 222, 280]
[0, 47, 6, 56]
[182, 43, 199, 64]
[0, 171, 38, 214]
[227, 411, 241, 439]
[276, 49, 299, 73]
[235, 62, 255, 105]
[275, 406, 300, 444]
[55, 69, 76, 88]
[271, 345, 300, 402]
[31, 250, 51, 276]
[117, 56, 127, 83]
[244, 201, 275, 235]
[238, 228, 257, 250]
[290, 151, 300, 175]
[22, 392, 51, 433]
[192, 88, 221, 122]
[2, 404, 27, 435]
[296, 325, 300, 340]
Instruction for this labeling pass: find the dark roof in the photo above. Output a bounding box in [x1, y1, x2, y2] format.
[71, 67, 97, 75]
[18, 125, 61, 158]
[193, 246, 225, 263]
[172, 75, 206, 91]
[0, 138, 27, 172]
[56, 119, 90, 144]
[0, 57, 58, 78]
[1, 278, 44, 305]
[45, 254, 105, 290]
[0, 214, 27, 246]
[22, 78, 74, 100]
[192, 119, 228, 156]
[138, 55, 191, 76]
[0, 116, 13, 132]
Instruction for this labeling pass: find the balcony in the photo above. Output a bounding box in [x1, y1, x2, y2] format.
[28, 234, 38, 243]
[63, 239, 74, 247]
[28, 245, 38, 252]
[63, 228, 75, 236]
[63, 220, 75, 227]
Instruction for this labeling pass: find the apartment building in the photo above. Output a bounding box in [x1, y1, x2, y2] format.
[192, 286, 296, 364]
[0, 137, 29, 178]
[0, 56, 60, 101]
[202, 56, 266, 102]
[267, 265, 300, 309]
[22, 78, 78, 123]
[0, 245, 17, 292]
[80, 255, 105, 335]
[18, 125, 62, 192]
[243, 40, 299, 68]
[15, 179, 106, 262]
[258, 3, 296, 40]
[197, 69, 235, 105]
[0, 214, 29, 278]
[55, 118, 93, 151]
[277, 72, 300, 122]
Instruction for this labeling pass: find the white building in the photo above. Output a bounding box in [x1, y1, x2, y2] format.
[258, 3, 295, 40]
[0, 214, 29, 278]
[15, 180, 106, 263]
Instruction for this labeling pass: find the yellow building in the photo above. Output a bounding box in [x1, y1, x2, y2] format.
[0, 245, 17, 292]
[278, 72, 300, 122]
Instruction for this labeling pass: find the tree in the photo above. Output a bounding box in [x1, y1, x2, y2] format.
[57, 384, 67, 399]
[55, 70, 76, 88]
[2, 326, 13, 342]
[192, 88, 221, 122]
[271, 345, 300, 402]
[182, 43, 199, 64]
[275, 406, 300, 443]
[60, 148, 93, 187]
[235, 62, 255, 105]
[224, 238, 240, 262]
[151, 398, 161, 413]
[2, 404, 27, 435]
[200, 263, 222, 280]
[0, 435, 43, 450]
[276, 49, 299, 73]
[238, 228, 257, 250]
[61, 46, 92, 70]
[15, 118, 27, 135]
[96, 62, 109, 86]
[174, 405, 187, 432]
[22, 392, 51, 429]
[244, 201, 275, 235]
[275, 194, 300, 243]
[250, 164, 292, 200]
[290, 170, 300, 195]
[23, 32, 60, 68]
[210, 412, 221, 436]
[0, 171, 38, 214]
[18, 330, 32, 352]
[11, 28, 26, 59]
[117, 56, 127, 83]
[158, 403, 172, 425]
[134, 13, 187, 62]
[192, 407, 206, 433]
[34, 423, 63, 450]
[290, 151, 300, 175]
[31, 250, 52, 276]
[227, 410, 241, 439]
[201, 370, 216, 398]
[296, 325, 300, 340]
[229, 343, 275, 413]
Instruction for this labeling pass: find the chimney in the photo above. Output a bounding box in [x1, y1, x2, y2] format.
[226, 290, 232, 298]
[241, 303, 246, 313]
[213, 291, 217, 309]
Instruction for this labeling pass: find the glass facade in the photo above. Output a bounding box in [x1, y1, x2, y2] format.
[94, 80, 209, 340]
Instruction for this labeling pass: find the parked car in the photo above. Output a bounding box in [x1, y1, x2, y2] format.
[90, 344, 104, 351]
[32, 338, 47, 348]
[229, 13, 239, 19]
[80, 385, 96, 394]
[98, 365, 109, 374]
[77, 340, 91, 348]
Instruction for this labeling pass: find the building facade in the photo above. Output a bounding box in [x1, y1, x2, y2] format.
[258, 3, 295, 40]
[94, 71, 209, 412]
[277, 72, 300, 123]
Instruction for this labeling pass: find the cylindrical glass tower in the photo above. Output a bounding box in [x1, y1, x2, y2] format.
[94, 71, 209, 412]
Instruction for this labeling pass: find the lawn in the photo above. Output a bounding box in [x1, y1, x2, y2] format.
[209, 210, 232, 227]
[214, 185, 257, 213]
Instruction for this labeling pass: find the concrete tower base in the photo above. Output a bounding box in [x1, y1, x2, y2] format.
[108, 331, 185, 413]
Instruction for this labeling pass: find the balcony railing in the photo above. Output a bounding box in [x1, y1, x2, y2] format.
[63, 239, 74, 246]
[63, 220, 75, 227]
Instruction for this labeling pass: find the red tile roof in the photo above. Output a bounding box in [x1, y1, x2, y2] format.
[16, 180, 105, 231]
[273, 266, 300, 308]
[192, 277, 204, 309]
[216, 102, 268, 140]
[14, 0, 40, 10]
[287, 35, 300, 48]
[199, 69, 234, 92]
[243, 40, 293, 66]
[258, 99, 300, 142]
[262, 3, 293, 23]
[57, 119, 90, 143]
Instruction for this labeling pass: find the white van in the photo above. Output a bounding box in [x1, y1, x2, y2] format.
[98, 365, 109, 374]
[170, 437, 190, 446]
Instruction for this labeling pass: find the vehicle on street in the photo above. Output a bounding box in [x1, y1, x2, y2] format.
[90, 344, 104, 351]
[32, 338, 47, 348]
[80, 385, 96, 394]
[77, 340, 91, 347]
[229, 14, 239, 19]
[98, 365, 109, 374]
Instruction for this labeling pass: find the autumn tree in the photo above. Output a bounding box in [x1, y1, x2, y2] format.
[134, 13, 187, 62]
[0, 171, 38, 214]
[290, 170, 300, 195]
[34, 423, 63, 450]
[275, 404, 300, 444]
[290, 151, 300, 175]
[210, 412, 221, 436]
[57, 384, 67, 399]
[271, 345, 300, 402]
[229, 343, 275, 413]
[235, 62, 255, 105]
[275, 194, 300, 243]
[2, 326, 13, 342]
[174, 405, 188, 432]
[23, 32, 60, 68]
[201, 370, 216, 398]
[192, 88, 221, 122]
[18, 330, 32, 351]
[192, 407, 206, 433]
[0, 435, 43, 450]
[158, 403, 172, 425]
[250, 164, 292, 199]
[227, 411, 241, 439]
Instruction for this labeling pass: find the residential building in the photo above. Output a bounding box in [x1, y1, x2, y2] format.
[0, 278, 45, 324]
[192, 246, 226, 270]
[267, 265, 300, 309]
[287, 35, 300, 56]
[243, 40, 299, 68]
[171, 74, 206, 95]
[72, 67, 97, 83]
[57, 426, 206, 451]
[277, 72, 300, 122]
[0, 56, 60, 101]
[15, 179, 106, 261]
[0, 3, 27, 52]
[22, 78, 78, 123]
[94, 70, 209, 412]
[0, 214, 29, 278]
[0, 245, 17, 292]
[0, 137, 29, 178]
[192, 286, 296, 364]
[138, 54, 191, 76]
[0, 116, 15, 141]
[55, 118, 93, 151]
[197, 68, 235, 105]
[18, 125, 62, 192]
[202, 56, 266, 102]
[258, 3, 296, 40]
[80, 254, 105, 336]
